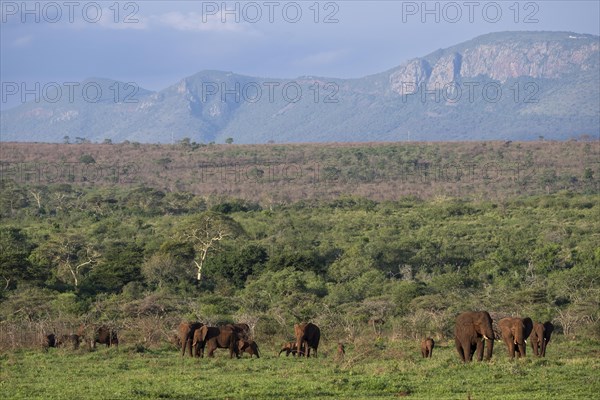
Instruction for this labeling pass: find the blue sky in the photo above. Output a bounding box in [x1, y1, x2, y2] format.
[1, 0, 599, 103]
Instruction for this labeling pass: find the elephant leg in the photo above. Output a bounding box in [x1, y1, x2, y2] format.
[196, 344, 202, 358]
[518, 343, 526, 358]
[506, 340, 515, 359]
[541, 340, 547, 357]
[455, 338, 465, 362]
[454, 338, 471, 362]
[475, 339, 484, 361]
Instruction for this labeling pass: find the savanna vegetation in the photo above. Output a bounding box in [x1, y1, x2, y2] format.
[2, 338, 600, 399]
[0, 140, 598, 399]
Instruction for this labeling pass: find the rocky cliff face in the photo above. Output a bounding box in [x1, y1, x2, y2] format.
[390, 32, 599, 95]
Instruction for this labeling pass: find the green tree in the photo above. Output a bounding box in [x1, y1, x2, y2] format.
[79, 154, 96, 164]
[0, 227, 38, 291]
[176, 212, 244, 282]
[85, 240, 143, 294]
[205, 244, 268, 288]
[31, 234, 100, 289]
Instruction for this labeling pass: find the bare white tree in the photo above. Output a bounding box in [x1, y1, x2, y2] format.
[178, 213, 241, 282]
[40, 236, 100, 288]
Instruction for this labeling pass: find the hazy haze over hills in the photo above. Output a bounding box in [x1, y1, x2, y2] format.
[1, 31, 598, 144]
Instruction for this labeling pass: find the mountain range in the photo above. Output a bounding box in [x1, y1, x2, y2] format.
[1, 31, 598, 143]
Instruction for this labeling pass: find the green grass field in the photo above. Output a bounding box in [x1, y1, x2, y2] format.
[2, 338, 598, 399]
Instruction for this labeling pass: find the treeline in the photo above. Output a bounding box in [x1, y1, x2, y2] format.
[1, 181, 598, 348]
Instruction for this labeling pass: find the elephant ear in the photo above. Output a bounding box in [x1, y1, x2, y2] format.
[200, 326, 209, 342]
[522, 318, 533, 339]
[543, 322, 554, 336]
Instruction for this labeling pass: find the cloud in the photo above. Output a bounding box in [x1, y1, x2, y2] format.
[153, 11, 247, 33]
[59, 8, 251, 34]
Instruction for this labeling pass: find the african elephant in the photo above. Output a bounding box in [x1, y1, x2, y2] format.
[530, 321, 554, 357]
[178, 321, 203, 357]
[278, 341, 299, 357]
[498, 317, 533, 359]
[238, 339, 260, 358]
[295, 322, 320, 358]
[193, 326, 218, 357]
[57, 334, 82, 350]
[454, 311, 494, 362]
[421, 337, 434, 358]
[92, 326, 118, 349]
[223, 323, 251, 340]
[43, 333, 56, 350]
[194, 326, 240, 358]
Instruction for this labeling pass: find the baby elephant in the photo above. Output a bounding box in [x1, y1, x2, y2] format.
[278, 341, 299, 357]
[238, 340, 260, 358]
[421, 337, 435, 358]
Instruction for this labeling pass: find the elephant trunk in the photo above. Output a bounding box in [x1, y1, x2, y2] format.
[515, 329, 526, 357]
[484, 327, 494, 360]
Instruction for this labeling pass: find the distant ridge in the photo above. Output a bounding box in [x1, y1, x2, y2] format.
[1, 31, 598, 143]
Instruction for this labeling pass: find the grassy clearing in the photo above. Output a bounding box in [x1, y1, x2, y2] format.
[2, 339, 598, 399]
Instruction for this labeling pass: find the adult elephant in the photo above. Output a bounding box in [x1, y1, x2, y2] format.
[454, 311, 494, 362]
[193, 326, 218, 358]
[178, 322, 203, 357]
[530, 321, 554, 357]
[223, 323, 251, 340]
[58, 334, 82, 350]
[92, 326, 118, 349]
[295, 322, 320, 358]
[498, 317, 533, 359]
[194, 326, 240, 358]
[43, 333, 56, 350]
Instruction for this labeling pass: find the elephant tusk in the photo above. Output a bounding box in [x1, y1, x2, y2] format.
[483, 335, 489, 340]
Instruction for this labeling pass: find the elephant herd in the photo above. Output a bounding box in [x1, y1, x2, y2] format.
[178, 322, 259, 359]
[180, 314, 555, 362]
[452, 311, 554, 362]
[178, 321, 322, 359]
[42, 313, 553, 363]
[44, 325, 118, 351]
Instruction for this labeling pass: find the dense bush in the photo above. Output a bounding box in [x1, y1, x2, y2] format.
[0, 183, 598, 347]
